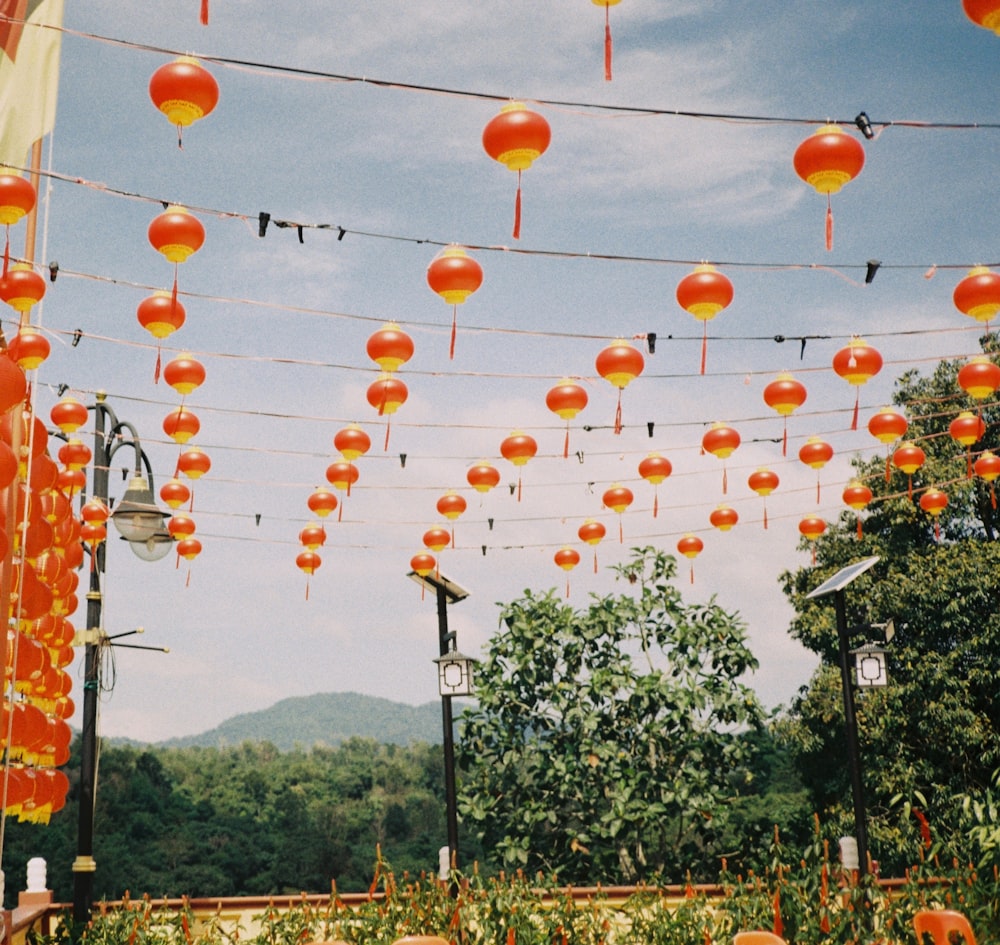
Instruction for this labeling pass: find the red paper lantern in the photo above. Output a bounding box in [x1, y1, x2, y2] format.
[0, 263, 45, 314]
[798, 515, 826, 564]
[596, 339, 644, 434]
[762, 373, 807, 455]
[546, 379, 589, 458]
[950, 409, 986, 477]
[334, 424, 371, 462]
[410, 552, 436, 577]
[702, 422, 741, 493]
[163, 406, 200, 444]
[167, 513, 196, 542]
[554, 546, 581, 598]
[6, 325, 49, 371]
[793, 124, 865, 250]
[482, 101, 551, 239]
[436, 490, 467, 547]
[137, 291, 186, 340]
[0, 172, 36, 246]
[177, 446, 211, 479]
[299, 523, 327, 551]
[832, 336, 883, 429]
[602, 483, 633, 543]
[325, 461, 360, 496]
[163, 354, 206, 396]
[974, 450, 1000, 509]
[57, 438, 90, 471]
[366, 374, 408, 450]
[295, 550, 321, 599]
[423, 527, 451, 554]
[307, 486, 338, 518]
[49, 396, 87, 434]
[148, 206, 205, 265]
[366, 323, 414, 373]
[843, 479, 873, 539]
[0, 356, 26, 414]
[892, 442, 926, 498]
[149, 56, 219, 145]
[868, 407, 909, 482]
[919, 487, 948, 540]
[427, 245, 483, 358]
[676, 533, 703, 584]
[578, 518, 606, 573]
[467, 461, 501, 494]
[175, 537, 202, 561]
[710, 504, 738, 532]
[954, 266, 1000, 326]
[958, 356, 1000, 402]
[748, 467, 779, 529]
[675, 264, 734, 374]
[500, 431, 538, 501]
[638, 451, 672, 517]
[963, 0, 1000, 33]
[160, 477, 191, 510]
[798, 436, 834, 503]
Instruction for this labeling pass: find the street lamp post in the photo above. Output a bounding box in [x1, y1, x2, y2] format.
[407, 569, 471, 886]
[71, 392, 171, 928]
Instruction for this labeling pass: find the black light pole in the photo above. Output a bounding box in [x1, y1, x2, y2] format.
[805, 555, 880, 882]
[71, 392, 171, 928]
[407, 569, 470, 885]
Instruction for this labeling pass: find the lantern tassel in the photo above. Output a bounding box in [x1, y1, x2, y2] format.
[200, 0, 209, 24]
[884, 454, 891, 483]
[816, 475, 821, 505]
[513, 170, 522, 240]
[154, 346, 162, 383]
[563, 426, 570, 460]
[185, 566, 192, 588]
[857, 514, 863, 540]
[689, 563, 695, 585]
[2, 229, 9, 277]
[383, 420, 391, 451]
[908, 475, 913, 500]
[449, 304, 457, 360]
[722, 465, 728, 495]
[337, 499, 344, 523]
[304, 577, 310, 601]
[825, 196, 833, 252]
[604, 5, 612, 81]
[614, 390, 623, 435]
[782, 421, 788, 457]
[992, 482, 997, 510]
[851, 390, 859, 431]
[763, 501, 768, 530]
[935, 520, 941, 541]
[565, 577, 570, 598]
[451, 525, 455, 549]
[653, 490, 659, 518]
[176, 125, 184, 150]
[592, 550, 598, 574]
[517, 472, 522, 502]
[811, 545, 817, 566]
[700, 323, 707, 375]
[171, 269, 179, 308]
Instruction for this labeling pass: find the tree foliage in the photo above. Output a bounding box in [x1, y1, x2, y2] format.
[457, 546, 765, 883]
[778, 337, 1000, 872]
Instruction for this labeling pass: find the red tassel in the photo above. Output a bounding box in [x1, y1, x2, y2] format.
[811, 546, 817, 566]
[884, 455, 891, 483]
[592, 550, 598, 574]
[2, 230, 9, 277]
[763, 502, 768, 530]
[908, 475, 913, 500]
[604, 5, 612, 81]
[563, 427, 569, 460]
[618, 519, 623, 544]
[565, 578, 570, 598]
[722, 466, 728, 495]
[825, 197, 833, 251]
[304, 578, 310, 600]
[154, 347, 162, 383]
[816, 477, 821, 505]
[700, 324, 707, 375]
[689, 563, 694, 584]
[851, 390, 859, 431]
[200, 0, 209, 24]
[513, 171, 522, 240]
[935, 520, 941, 541]
[346, 467, 353, 497]
[337, 500, 344, 523]
[782, 422, 787, 457]
[517, 473, 522, 502]
[856, 514, 862, 540]
[451, 525, 456, 549]
[383, 421, 390, 451]
[653, 491, 659, 518]
[449, 305, 457, 360]
[185, 567, 192, 588]
[171, 269, 179, 307]
[991, 483, 997, 510]
[773, 888, 783, 938]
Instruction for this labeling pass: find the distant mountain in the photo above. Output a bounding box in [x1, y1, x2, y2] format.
[152, 692, 455, 750]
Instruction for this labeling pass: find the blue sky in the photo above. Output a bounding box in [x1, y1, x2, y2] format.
[18, 2, 1000, 741]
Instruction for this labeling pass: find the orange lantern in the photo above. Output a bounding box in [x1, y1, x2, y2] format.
[958, 355, 1000, 408]
[177, 446, 211, 480]
[868, 407, 909, 482]
[747, 467, 779, 529]
[299, 523, 327, 551]
[0, 262, 45, 315]
[832, 336, 883, 429]
[949, 409, 986, 477]
[638, 452, 672, 517]
[167, 513, 196, 542]
[326, 461, 360, 499]
[160, 477, 191, 510]
[0, 173, 35, 276]
[500, 431, 538, 501]
[675, 264, 734, 374]
[793, 123, 865, 250]
[762, 373, 807, 456]
[56, 468, 85, 499]
[148, 56, 219, 146]
[137, 291, 186, 340]
[602, 483, 633, 543]
[436, 491, 467, 547]
[798, 436, 834, 503]
[702, 422, 741, 494]
[423, 527, 451, 555]
[843, 479, 874, 539]
[919, 487, 948, 540]
[964, 0, 1000, 33]
[366, 374, 408, 450]
[578, 518, 606, 573]
[307, 486, 338, 518]
[554, 546, 581, 598]
[709, 504, 738, 532]
[426, 245, 483, 358]
[676, 533, 703, 584]
[148, 205, 205, 307]
[0, 356, 26, 414]
[175, 538, 202, 585]
[546, 379, 588, 458]
[467, 461, 501, 495]
[295, 550, 321, 600]
[974, 450, 1000, 509]
[7, 325, 49, 371]
[57, 438, 91, 471]
[892, 442, 926, 499]
[482, 101, 551, 239]
[163, 406, 200, 444]
[49, 396, 87, 434]
[954, 266, 1000, 328]
[798, 515, 826, 565]
[163, 354, 206, 396]
[410, 552, 436, 577]
[595, 338, 644, 434]
[366, 323, 414, 373]
[334, 424, 371, 462]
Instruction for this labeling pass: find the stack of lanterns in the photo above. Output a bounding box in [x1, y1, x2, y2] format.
[366, 322, 413, 451]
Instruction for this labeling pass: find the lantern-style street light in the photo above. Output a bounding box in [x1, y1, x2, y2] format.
[408, 568, 474, 888]
[71, 392, 171, 927]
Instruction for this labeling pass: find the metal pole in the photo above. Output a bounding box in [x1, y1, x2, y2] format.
[436, 584, 459, 883]
[834, 588, 870, 880]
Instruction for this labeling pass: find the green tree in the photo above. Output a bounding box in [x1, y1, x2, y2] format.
[457, 546, 765, 884]
[778, 338, 1000, 872]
